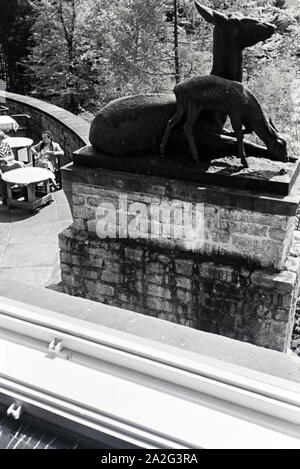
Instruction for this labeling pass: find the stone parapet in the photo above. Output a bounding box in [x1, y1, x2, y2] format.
[58, 163, 300, 351]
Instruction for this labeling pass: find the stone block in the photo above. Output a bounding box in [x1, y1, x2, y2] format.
[198, 262, 216, 279]
[161, 312, 178, 323]
[73, 194, 85, 205]
[72, 219, 87, 231]
[101, 270, 120, 284]
[89, 256, 105, 268]
[60, 251, 72, 264]
[220, 208, 289, 230]
[284, 256, 300, 274]
[60, 263, 70, 273]
[101, 259, 121, 273]
[256, 304, 272, 319]
[89, 270, 99, 280]
[88, 247, 120, 261]
[215, 265, 235, 283]
[73, 205, 94, 220]
[250, 269, 297, 292]
[146, 262, 164, 274]
[232, 235, 282, 268]
[175, 276, 192, 290]
[240, 267, 251, 277]
[147, 284, 171, 299]
[95, 283, 115, 297]
[157, 254, 171, 265]
[145, 273, 165, 284]
[274, 309, 290, 321]
[118, 293, 129, 303]
[210, 230, 231, 244]
[87, 220, 97, 234]
[87, 195, 107, 207]
[269, 228, 287, 241]
[71, 266, 82, 276]
[124, 247, 144, 262]
[177, 289, 193, 304]
[174, 259, 194, 277]
[232, 222, 269, 238]
[146, 297, 173, 313]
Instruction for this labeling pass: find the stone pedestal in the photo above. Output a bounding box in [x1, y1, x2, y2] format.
[59, 162, 300, 352]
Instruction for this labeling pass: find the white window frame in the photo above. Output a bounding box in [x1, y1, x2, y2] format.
[0, 295, 300, 449]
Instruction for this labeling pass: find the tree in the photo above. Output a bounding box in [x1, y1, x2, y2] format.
[85, 0, 176, 100]
[0, 0, 35, 93]
[26, 0, 300, 133]
[28, 0, 100, 113]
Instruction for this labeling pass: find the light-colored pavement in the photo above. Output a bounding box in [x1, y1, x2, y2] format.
[0, 190, 72, 290]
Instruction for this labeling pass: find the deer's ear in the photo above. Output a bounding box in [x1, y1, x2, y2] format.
[194, 1, 216, 25]
[213, 10, 228, 26]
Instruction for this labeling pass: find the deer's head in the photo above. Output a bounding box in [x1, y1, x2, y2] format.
[195, 1, 276, 50]
[267, 118, 288, 161]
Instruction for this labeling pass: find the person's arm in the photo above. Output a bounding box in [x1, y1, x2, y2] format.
[30, 142, 42, 160]
[0, 142, 12, 163]
[46, 142, 64, 158]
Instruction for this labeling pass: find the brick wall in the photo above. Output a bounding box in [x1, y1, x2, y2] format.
[71, 181, 296, 270]
[59, 167, 300, 352]
[59, 227, 300, 352]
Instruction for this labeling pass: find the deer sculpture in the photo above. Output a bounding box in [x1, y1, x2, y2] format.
[160, 75, 288, 168]
[89, 1, 276, 158]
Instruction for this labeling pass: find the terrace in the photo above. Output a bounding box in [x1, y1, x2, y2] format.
[0, 90, 299, 449]
[0, 90, 88, 290]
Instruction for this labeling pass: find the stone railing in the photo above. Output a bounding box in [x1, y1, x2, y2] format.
[0, 90, 90, 168]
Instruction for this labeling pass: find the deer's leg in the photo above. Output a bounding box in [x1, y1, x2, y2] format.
[160, 107, 185, 157]
[229, 114, 248, 168]
[183, 105, 202, 164]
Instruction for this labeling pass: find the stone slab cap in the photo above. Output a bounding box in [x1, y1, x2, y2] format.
[61, 162, 300, 217]
[72, 145, 300, 196]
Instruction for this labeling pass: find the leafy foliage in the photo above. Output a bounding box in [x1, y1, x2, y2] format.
[27, 0, 99, 113]
[0, 0, 35, 93]
[1, 0, 299, 147]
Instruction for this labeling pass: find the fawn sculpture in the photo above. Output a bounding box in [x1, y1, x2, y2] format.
[160, 75, 288, 168]
[90, 1, 276, 157]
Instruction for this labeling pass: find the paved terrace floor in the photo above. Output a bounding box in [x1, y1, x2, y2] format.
[0, 190, 72, 290]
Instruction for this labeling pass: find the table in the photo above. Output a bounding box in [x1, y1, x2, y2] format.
[4, 137, 33, 163]
[0, 116, 19, 133]
[2, 167, 54, 212]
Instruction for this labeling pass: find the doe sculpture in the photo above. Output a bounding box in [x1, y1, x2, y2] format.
[160, 75, 288, 168]
[90, 1, 276, 157]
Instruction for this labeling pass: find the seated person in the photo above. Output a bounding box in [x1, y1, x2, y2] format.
[0, 131, 25, 203]
[0, 131, 25, 173]
[31, 131, 64, 187]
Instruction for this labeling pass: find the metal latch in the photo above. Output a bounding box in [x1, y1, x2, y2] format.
[7, 402, 23, 420]
[47, 338, 63, 358]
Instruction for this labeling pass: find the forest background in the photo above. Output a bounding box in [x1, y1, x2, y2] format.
[0, 0, 299, 147]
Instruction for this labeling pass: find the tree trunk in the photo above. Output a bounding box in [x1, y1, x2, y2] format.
[173, 0, 180, 83]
